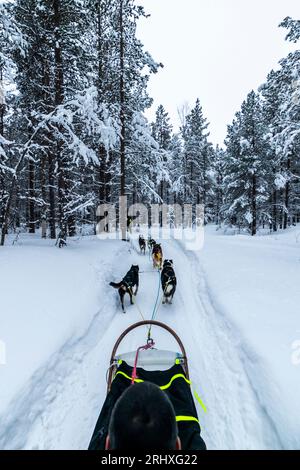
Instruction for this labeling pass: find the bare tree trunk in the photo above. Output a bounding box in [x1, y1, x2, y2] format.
[97, 1, 108, 209]
[216, 172, 223, 227]
[160, 180, 163, 227]
[40, 146, 48, 237]
[120, 0, 126, 199]
[98, 148, 107, 205]
[28, 158, 36, 233]
[106, 152, 112, 203]
[272, 188, 277, 232]
[251, 174, 257, 236]
[53, 0, 68, 237]
[48, 151, 56, 239]
[119, 0, 126, 240]
[190, 161, 193, 204]
[0, 66, 4, 137]
[283, 158, 290, 230]
[42, 58, 56, 239]
[1, 172, 18, 246]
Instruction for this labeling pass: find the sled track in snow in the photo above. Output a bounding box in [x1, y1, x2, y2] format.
[172, 239, 283, 449]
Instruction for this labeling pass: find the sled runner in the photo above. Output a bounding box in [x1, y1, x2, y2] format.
[88, 320, 206, 451]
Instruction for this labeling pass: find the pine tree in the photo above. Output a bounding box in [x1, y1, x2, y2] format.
[182, 99, 211, 221]
[223, 92, 270, 235]
[151, 105, 173, 207]
[211, 145, 226, 227]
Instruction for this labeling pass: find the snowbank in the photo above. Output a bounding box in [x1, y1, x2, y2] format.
[0, 235, 122, 423]
[198, 225, 300, 449]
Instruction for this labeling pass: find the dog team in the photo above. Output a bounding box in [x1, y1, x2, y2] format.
[110, 235, 177, 313]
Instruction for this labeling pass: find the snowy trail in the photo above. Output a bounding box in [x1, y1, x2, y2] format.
[172, 240, 283, 450]
[151, 238, 282, 449]
[0, 235, 283, 449]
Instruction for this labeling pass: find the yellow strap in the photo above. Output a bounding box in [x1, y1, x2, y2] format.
[115, 369, 206, 412]
[160, 373, 191, 390]
[194, 390, 207, 413]
[114, 371, 191, 390]
[176, 416, 199, 424]
[115, 371, 144, 383]
[114, 372, 203, 427]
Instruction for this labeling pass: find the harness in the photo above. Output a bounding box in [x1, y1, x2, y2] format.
[162, 266, 176, 284]
[122, 270, 138, 288]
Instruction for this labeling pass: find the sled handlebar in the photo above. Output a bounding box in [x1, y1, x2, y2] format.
[107, 320, 189, 393]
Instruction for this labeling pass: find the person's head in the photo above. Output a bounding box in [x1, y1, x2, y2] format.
[106, 382, 181, 450]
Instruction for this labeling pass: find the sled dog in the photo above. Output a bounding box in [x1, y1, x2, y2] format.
[110, 265, 139, 312]
[152, 243, 163, 270]
[161, 260, 177, 304]
[138, 235, 146, 255]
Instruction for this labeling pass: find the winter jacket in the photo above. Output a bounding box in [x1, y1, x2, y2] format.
[88, 361, 206, 451]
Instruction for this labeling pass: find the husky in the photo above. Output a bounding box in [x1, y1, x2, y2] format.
[152, 243, 163, 270]
[110, 265, 139, 313]
[147, 237, 156, 251]
[138, 235, 146, 255]
[161, 260, 177, 304]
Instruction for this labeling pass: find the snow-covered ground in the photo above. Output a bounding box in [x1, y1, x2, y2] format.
[197, 225, 300, 449]
[0, 225, 299, 449]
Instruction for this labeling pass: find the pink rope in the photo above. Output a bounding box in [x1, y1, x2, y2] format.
[131, 340, 155, 384]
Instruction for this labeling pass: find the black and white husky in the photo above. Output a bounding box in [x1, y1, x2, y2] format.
[161, 260, 177, 304]
[147, 237, 156, 251]
[138, 235, 146, 255]
[110, 265, 139, 312]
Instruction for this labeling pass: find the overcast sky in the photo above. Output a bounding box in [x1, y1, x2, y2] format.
[137, 0, 299, 146]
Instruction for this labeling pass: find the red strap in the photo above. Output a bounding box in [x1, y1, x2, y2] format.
[131, 340, 155, 384]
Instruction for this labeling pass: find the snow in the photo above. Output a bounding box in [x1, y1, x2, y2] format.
[197, 225, 300, 449]
[244, 210, 253, 224]
[0, 235, 122, 441]
[0, 226, 300, 449]
[275, 174, 288, 190]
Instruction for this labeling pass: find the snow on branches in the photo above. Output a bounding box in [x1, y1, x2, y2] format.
[39, 86, 120, 166]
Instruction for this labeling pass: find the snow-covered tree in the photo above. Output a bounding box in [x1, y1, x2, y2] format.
[223, 92, 270, 235]
[210, 145, 226, 227]
[182, 99, 212, 221]
[151, 105, 173, 206]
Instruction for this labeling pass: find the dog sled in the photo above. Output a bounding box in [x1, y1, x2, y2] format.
[88, 320, 206, 450]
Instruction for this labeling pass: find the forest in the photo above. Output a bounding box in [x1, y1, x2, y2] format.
[0, 1, 300, 245]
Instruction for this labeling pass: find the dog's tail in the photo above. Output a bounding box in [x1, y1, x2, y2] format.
[110, 281, 122, 289]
